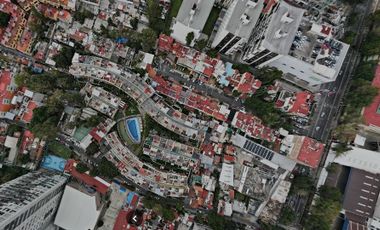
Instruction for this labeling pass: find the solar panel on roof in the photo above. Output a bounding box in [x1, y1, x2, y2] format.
[243, 139, 275, 161]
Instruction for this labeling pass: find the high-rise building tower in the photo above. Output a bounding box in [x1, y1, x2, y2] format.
[0, 171, 68, 230]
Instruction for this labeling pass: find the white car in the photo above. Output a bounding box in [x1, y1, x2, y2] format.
[316, 126, 320, 131]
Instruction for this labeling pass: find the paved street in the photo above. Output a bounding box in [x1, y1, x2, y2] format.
[304, 0, 372, 142]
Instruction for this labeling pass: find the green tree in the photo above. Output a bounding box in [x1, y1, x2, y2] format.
[186, 32, 195, 46]
[256, 67, 283, 85]
[146, 0, 165, 33]
[195, 39, 208, 51]
[29, 106, 61, 140]
[140, 28, 157, 52]
[332, 142, 352, 156]
[15, 72, 29, 86]
[96, 158, 120, 178]
[86, 142, 100, 155]
[0, 12, 10, 28]
[305, 186, 342, 230]
[73, 10, 94, 24]
[279, 207, 296, 225]
[130, 17, 139, 30]
[290, 175, 314, 196]
[207, 48, 218, 58]
[0, 166, 28, 184]
[53, 46, 75, 69]
[76, 162, 89, 173]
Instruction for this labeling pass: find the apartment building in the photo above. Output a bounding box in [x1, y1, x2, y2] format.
[211, 0, 265, 55]
[0, 171, 68, 230]
[171, 0, 215, 45]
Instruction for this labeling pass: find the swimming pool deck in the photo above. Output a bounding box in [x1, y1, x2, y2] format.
[125, 117, 142, 144]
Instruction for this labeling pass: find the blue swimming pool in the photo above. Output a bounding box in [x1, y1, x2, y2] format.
[41, 155, 67, 172]
[125, 117, 141, 143]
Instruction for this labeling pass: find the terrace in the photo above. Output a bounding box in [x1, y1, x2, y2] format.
[70, 55, 208, 141]
[143, 134, 200, 171]
[81, 83, 125, 118]
[104, 132, 189, 198]
[149, 73, 231, 122]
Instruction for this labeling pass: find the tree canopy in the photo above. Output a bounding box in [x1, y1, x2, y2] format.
[186, 32, 195, 46]
[146, 0, 165, 34]
[53, 46, 75, 69]
[304, 186, 342, 230]
[90, 158, 119, 179]
[140, 28, 157, 52]
[0, 12, 10, 28]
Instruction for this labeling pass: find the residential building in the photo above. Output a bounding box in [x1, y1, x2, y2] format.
[0, 70, 17, 118]
[0, 171, 68, 230]
[105, 132, 189, 197]
[231, 133, 296, 171]
[280, 135, 324, 168]
[0, 0, 26, 49]
[54, 184, 104, 230]
[143, 134, 200, 172]
[240, 0, 349, 90]
[211, 0, 265, 55]
[275, 90, 313, 117]
[362, 65, 380, 134]
[148, 72, 231, 122]
[171, 0, 215, 45]
[81, 83, 125, 118]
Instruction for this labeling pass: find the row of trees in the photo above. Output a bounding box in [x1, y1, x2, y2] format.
[304, 186, 343, 230]
[333, 10, 380, 142]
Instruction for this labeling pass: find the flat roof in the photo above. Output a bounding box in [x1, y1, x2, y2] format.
[176, 0, 215, 31]
[343, 168, 380, 220]
[334, 147, 380, 174]
[297, 137, 324, 168]
[225, 0, 264, 39]
[263, 1, 305, 54]
[54, 185, 101, 230]
[231, 134, 296, 171]
[219, 163, 234, 186]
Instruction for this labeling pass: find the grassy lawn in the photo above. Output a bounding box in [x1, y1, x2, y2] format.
[202, 7, 221, 36]
[117, 120, 141, 155]
[169, 0, 183, 18]
[48, 141, 74, 159]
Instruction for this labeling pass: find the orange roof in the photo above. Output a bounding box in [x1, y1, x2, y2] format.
[363, 65, 380, 128]
[297, 137, 324, 168]
[0, 70, 15, 112]
[288, 91, 313, 116]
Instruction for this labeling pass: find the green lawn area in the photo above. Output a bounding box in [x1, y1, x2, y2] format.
[202, 7, 221, 36]
[169, 0, 183, 18]
[48, 141, 74, 159]
[117, 120, 141, 155]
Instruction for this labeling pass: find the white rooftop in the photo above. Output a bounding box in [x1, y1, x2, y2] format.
[54, 185, 101, 230]
[219, 163, 234, 186]
[333, 147, 380, 174]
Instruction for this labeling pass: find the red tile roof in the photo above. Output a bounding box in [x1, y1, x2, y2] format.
[363, 65, 380, 128]
[64, 159, 109, 195]
[287, 91, 313, 116]
[297, 137, 324, 168]
[157, 34, 174, 52]
[0, 70, 15, 112]
[21, 101, 37, 123]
